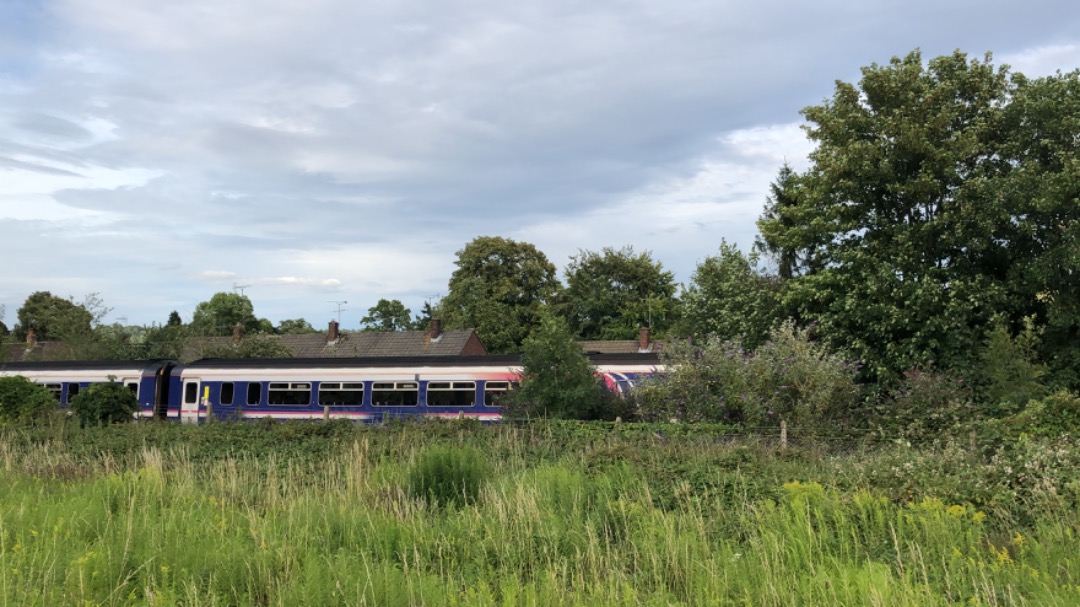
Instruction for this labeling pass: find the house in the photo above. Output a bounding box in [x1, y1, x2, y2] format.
[184, 319, 488, 360]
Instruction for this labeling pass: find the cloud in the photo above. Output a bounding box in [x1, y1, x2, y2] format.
[1, 0, 1078, 326]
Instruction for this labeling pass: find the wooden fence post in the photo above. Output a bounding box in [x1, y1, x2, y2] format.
[780, 420, 788, 450]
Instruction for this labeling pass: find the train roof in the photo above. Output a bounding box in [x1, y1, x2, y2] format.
[181, 352, 659, 369]
[0, 359, 174, 372]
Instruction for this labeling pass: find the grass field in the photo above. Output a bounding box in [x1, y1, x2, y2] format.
[1, 420, 1078, 606]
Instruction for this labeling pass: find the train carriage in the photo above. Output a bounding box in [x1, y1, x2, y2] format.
[0, 359, 177, 417]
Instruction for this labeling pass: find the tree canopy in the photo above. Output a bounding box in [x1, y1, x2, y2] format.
[277, 318, 317, 334]
[561, 246, 677, 340]
[361, 299, 416, 332]
[189, 293, 262, 337]
[15, 291, 95, 342]
[680, 241, 780, 348]
[441, 236, 559, 354]
[756, 50, 1080, 382]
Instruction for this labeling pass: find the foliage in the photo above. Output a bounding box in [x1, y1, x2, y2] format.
[560, 246, 677, 340]
[872, 365, 975, 442]
[512, 313, 623, 420]
[441, 236, 559, 354]
[69, 381, 139, 426]
[406, 445, 489, 508]
[0, 376, 58, 423]
[756, 50, 1080, 383]
[679, 241, 782, 347]
[361, 299, 416, 331]
[634, 321, 858, 429]
[983, 390, 1080, 442]
[276, 318, 316, 334]
[976, 316, 1047, 415]
[189, 292, 262, 337]
[756, 163, 816, 279]
[166, 310, 183, 327]
[14, 291, 96, 342]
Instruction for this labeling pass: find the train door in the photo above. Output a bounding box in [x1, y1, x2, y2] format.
[181, 379, 201, 424]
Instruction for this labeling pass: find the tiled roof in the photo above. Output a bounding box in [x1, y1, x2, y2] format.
[578, 340, 657, 354]
[185, 329, 487, 360]
[2, 341, 73, 362]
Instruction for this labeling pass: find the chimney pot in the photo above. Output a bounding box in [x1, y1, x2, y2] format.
[429, 318, 443, 340]
[327, 319, 339, 342]
[639, 326, 651, 352]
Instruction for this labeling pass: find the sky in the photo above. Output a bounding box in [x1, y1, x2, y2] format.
[2, 0, 1079, 332]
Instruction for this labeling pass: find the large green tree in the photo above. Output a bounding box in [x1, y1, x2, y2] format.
[360, 299, 416, 331]
[441, 236, 559, 354]
[560, 246, 677, 340]
[277, 318, 317, 334]
[189, 292, 262, 337]
[15, 291, 95, 342]
[757, 50, 1080, 382]
[680, 241, 781, 348]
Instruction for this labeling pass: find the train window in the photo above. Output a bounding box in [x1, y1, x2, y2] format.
[42, 384, 62, 401]
[371, 382, 418, 406]
[484, 381, 516, 406]
[247, 383, 262, 406]
[318, 382, 364, 406]
[184, 382, 198, 404]
[125, 381, 139, 398]
[268, 382, 312, 406]
[67, 383, 80, 402]
[220, 382, 234, 406]
[426, 381, 476, 407]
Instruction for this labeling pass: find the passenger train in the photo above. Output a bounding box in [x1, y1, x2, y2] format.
[0, 353, 660, 422]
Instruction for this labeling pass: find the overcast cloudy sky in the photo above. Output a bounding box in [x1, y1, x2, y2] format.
[1, 0, 1078, 330]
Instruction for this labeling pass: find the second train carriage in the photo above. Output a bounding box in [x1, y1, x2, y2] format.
[172, 353, 660, 423]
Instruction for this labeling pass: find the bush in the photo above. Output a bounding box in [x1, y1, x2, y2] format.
[0, 375, 58, 424]
[406, 445, 488, 508]
[874, 365, 974, 442]
[69, 381, 139, 427]
[511, 313, 627, 420]
[633, 320, 858, 430]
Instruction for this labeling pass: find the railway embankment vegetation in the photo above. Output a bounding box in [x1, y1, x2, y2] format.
[1, 418, 1080, 605]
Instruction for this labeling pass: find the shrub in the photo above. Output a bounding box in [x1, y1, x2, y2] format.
[406, 445, 488, 508]
[69, 381, 139, 427]
[511, 313, 626, 420]
[875, 365, 974, 442]
[633, 320, 858, 430]
[0, 375, 58, 424]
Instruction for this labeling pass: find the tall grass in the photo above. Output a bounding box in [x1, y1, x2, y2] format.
[0, 423, 1078, 605]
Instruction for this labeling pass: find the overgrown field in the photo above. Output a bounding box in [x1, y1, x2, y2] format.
[1, 420, 1079, 606]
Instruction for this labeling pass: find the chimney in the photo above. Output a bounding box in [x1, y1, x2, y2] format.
[232, 323, 244, 343]
[26, 328, 37, 346]
[639, 326, 651, 352]
[327, 319, 339, 343]
[429, 318, 443, 341]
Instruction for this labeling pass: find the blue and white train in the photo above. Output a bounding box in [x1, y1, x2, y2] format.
[0, 354, 660, 422]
